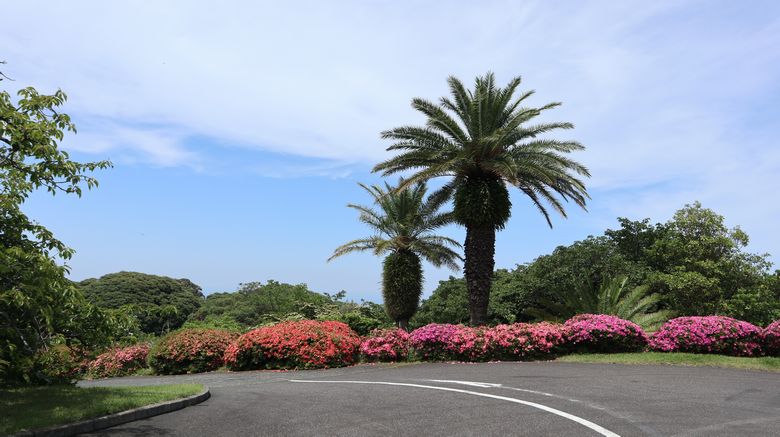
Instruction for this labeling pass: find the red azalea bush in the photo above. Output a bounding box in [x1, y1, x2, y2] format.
[563, 314, 648, 353]
[88, 343, 150, 378]
[360, 328, 410, 362]
[224, 320, 360, 370]
[409, 324, 488, 361]
[484, 322, 566, 360]
[150, 328, 238, 375]
[650, 316, 764, 357]
[765, 320, 780, 356]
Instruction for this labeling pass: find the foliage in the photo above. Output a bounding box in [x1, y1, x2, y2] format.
[1, 384, 203, 436]
[563, 314, 648, 353]
[764, 320, 780, 357]
[527, 276, 673, 330]
[189, 280, 330, 328]
[181, 315, 245, 332]
[87, 343, 150, 378]
[408, 324, 487, 361]
[312, 296, 393, 336]
[1, 70, 112, 385]
[224, 320, 360, 370]
[649, 316, 764, 357]
[483, 322, 566, 360]
[360, 328, 410, 362]
[150, 328, 237, 375]
[31, 345, 88, 385]
[373, 72, 589, 325]
[329, 180, 460, 327]
[79, 272, 204, 335]
[642, 203, 771, 317]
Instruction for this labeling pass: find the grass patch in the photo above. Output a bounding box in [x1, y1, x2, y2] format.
[557, 352, 780, 372]
[0, 384, 203, 435]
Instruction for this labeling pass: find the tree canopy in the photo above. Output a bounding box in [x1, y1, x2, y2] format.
[1, 65, 114, 385]
[79, 272, 204, 335]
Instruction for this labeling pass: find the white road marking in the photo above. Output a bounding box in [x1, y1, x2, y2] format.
[426, 379, 583, 403]
[288, 379, 621, 437]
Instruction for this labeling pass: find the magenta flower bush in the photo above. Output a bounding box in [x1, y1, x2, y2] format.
[563, 314, 648, 353]
[87, 343, 150, 378]
[649, 316, 764, 357]
[409, 324, 488, 361]
[360, 328, 410, 362]
[764, 320, 780, 356]
[483, 322, 566, 360]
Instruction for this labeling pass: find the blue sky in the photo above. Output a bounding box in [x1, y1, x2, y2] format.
[2, 1, 779, 301]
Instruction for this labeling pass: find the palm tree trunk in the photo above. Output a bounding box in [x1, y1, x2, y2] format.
[464, 224, 495, 325]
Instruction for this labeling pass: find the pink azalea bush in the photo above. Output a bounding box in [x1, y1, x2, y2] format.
[224, 320, 361, 370]
[150, 328, 238, 375]
[87, 343, 150, 378]
[649, 316, 764, 356]
[409, 324, 488, 361]
[360, 328, 410, 362]
[563, 314, 648, 353]
[483, 322, 566, 360]
[764, 320, 780, 356]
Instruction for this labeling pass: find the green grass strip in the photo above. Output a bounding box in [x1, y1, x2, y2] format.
[0, 384, 203, 435]
[557, 352, 780, 371]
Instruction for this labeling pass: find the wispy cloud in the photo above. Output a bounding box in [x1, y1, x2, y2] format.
[2, 0, 779, 253]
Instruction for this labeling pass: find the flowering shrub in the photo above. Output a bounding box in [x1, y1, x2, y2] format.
[33, 345, 90, 383]
[649, 316, 764, 356]
[484, 322, 566, 360]
[224, 320, 360, 370]
[564, 314, 648, 353]
[88, 343, 150, 378]
[765, 320, 780, 357]
[409, 324, 488, 361]
[150, 329, 238, 375]
[360, 328, 410, 362]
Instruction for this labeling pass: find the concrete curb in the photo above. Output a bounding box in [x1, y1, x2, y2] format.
[10, 387, 210, 437]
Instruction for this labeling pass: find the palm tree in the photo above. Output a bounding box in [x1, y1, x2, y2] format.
[373, 72, 590, 325]
[526, 276, 674, 331]
[328, 180, 461, 329]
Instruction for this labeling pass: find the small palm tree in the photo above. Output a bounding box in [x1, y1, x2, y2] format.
[526, 276, 674, 330]
[374, 72, 590, 325]
[328, 180, 461, 329]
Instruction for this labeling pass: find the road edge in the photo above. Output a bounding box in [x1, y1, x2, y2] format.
[10, 386, 210, 437]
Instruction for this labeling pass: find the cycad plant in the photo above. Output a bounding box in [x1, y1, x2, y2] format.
[328, 180, 461, 329]
[526, 276, 674, 330]
[374, 72, 589, 324]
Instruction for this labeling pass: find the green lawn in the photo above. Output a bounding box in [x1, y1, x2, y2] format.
[557, 352, 780, 371]
[0, 384, 203, 436]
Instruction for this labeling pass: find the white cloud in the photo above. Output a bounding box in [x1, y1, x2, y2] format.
[2, 0, 779, 255]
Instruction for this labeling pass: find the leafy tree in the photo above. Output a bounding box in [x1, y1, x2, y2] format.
[1, 65, 113, 384]
[374, 72, 589, 325]
[329, 180, 461, 329]
[411, 270, 522, 327]
[640, 202, 771, 316]
[190, 280, 331, 328]
[78, 272, 204, 335]
[526, 276, 673, 330]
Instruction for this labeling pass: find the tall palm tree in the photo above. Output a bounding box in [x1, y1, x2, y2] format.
[374, 72, 590, 325]
[328, 180, 461, 329]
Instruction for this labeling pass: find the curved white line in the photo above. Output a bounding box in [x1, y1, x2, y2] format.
[288, 379, 620, 437]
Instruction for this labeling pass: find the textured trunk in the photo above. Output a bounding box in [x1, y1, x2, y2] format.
[464, 224, 495, 325]
[397, 319, 409, 331]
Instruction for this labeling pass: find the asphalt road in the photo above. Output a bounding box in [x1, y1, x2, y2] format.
[78, 362, 780, 436]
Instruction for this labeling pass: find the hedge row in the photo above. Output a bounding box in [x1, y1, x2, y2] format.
[74, 316, 780, 378]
